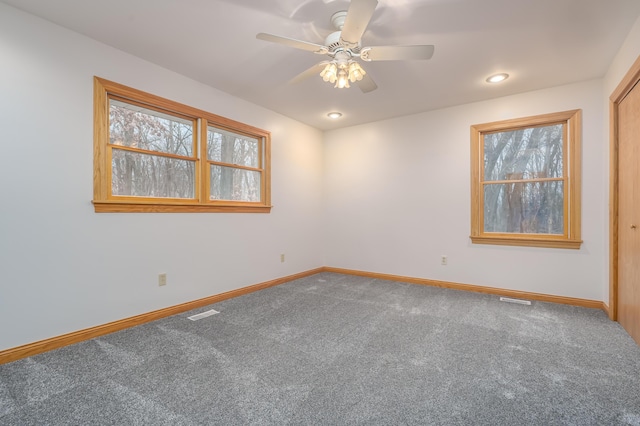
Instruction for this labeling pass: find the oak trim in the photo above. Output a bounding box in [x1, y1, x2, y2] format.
[482, 177, 564, 185]
[470, 236, 582, 249]
[0, 268, 323, 364]
[93, 79, 109, 201]
[0, 265, 609, 364]
[609, 101, 619, 321]
[92, 201, 272, 213]
[93, 77, 271, 213]
[324, 267, 605, 310]
[569, 110, 582, 244]
[110, 145, 197, 162]
[610, 55, 640, 103]
[609, 54, 640, 321]
[470, 125, 481, 237]
[471, 111, 577, 133]
[470, 109, 582, 248]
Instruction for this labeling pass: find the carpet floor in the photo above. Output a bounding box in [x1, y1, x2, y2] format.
[1, 272, 640, 425]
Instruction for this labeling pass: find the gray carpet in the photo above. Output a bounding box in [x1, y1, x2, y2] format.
[1, 272, 640, 425]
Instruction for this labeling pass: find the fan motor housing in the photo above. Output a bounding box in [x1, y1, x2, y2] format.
[327, 11, 361, 53]
[325, 31, 361, 54]
[324, 31, 342, 51]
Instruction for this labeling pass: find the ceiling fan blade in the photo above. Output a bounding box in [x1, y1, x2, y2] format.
[356, 72, 377, 93]
[289, 62, 328, 85]
[340, 0, 378, 45]
[256, 33, 328, 54]
[361, 45, 435, 61]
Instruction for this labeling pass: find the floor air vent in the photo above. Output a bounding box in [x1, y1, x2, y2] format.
[187, 309, 219, 321]
[499, 297, 532, 306]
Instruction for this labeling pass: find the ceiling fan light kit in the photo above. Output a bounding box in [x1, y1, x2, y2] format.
[320, 52, 367, 89]
[256, 0, 434, 93]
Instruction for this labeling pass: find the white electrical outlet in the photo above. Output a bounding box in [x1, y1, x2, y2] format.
[280, 254, 285, 263]
[158, 273, 167, 286]
[441, 256, 448, 266]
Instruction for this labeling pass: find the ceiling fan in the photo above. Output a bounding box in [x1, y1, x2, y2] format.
[256, 0, 434, 93]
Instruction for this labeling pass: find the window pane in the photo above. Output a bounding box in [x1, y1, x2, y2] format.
[110, 99, 194, 157]
[207, 126, 259, 168]
[484, 181, 564, 234]
[210, 165, 261, 202]
[484, 124, 563, 181]
[112, 149, 195, 198]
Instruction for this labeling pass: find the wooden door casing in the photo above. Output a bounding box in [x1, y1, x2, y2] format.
[617, 79, 640, 345]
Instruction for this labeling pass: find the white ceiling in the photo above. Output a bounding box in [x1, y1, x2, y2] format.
[4, 0, 640, 130]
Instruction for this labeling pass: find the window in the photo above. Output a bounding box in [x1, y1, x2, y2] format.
[93, 77, 271, 213]
[470, 110, 581, 249]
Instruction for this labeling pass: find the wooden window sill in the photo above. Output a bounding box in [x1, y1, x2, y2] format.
[470, 235, 583, 249]
[92, 200, 272, 213]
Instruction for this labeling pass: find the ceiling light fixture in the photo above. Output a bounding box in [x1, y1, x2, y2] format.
[486, 73, 509, 83]
[327, 112, 342, 119]
[320, 51, 366, 89]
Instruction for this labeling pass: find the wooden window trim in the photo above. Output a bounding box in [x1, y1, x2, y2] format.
[93, 77, 272, 213]
[470, 110, 582, 249]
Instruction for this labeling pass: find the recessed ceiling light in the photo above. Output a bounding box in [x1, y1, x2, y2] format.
[327, 112, 342, 119]
[486, 73, 509, 83]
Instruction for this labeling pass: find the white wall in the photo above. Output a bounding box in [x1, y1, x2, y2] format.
[2, 3, 639, 353]
[323, 79, 605, 301]
[601, 15, 640, 303]
[0, 3, 324, 351]
[604, 15, 640, 95]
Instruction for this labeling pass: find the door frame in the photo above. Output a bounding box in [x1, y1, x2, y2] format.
[609, 54, 640, 320]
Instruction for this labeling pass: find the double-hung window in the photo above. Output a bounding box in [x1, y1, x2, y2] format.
[93, 77, 271, 213]
[470, 110, 582, 248]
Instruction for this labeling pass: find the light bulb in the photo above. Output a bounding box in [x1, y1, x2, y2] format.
[348, 62, 366, 83]
[486, 73, 509, 83]
[335, 69, 350, 88]
[320, 63, 337, 83]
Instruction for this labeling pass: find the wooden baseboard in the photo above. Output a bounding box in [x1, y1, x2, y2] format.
[0, 268, 323, 365]
[322, 267, 606, 311]
[1, 266, 608, 365]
